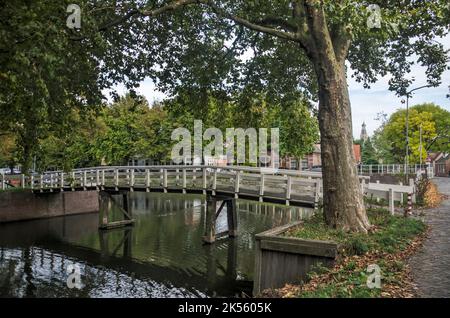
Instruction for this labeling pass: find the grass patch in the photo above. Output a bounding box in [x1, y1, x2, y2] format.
[273, 208, 427, 298]
[286, 208, 426, 257]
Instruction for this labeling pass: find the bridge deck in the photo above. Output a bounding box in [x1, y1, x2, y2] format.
[26, 165, 414, 213]
[30, 166, 342, 208]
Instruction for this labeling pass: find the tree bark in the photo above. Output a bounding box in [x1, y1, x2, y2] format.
[314, 59, 371, 233]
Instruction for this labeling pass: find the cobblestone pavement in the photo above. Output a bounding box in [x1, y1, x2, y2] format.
[409, 177, 450, 298]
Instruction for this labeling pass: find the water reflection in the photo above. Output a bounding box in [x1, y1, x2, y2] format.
[0, 193, 313, 297]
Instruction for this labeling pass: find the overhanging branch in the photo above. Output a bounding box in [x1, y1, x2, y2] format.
[70, 0, 202, 41]
[204, 1, 298, 43]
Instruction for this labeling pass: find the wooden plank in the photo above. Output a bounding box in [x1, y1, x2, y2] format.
[260, 240, 337, 258]
[234, 171, 240, 199]
[99, 220, 135, 230]
[255, 221, 303, 238]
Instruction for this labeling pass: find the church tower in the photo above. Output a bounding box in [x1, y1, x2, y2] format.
[360, 122, 368, 142]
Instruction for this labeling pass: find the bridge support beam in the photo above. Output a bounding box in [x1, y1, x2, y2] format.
[203, 195, 238, 244]
[98, 191, 135, 230]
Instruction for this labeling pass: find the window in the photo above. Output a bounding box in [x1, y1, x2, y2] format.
[290, 159, 298, 170]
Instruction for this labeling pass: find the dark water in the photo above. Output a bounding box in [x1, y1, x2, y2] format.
[0, 193, 313, 298]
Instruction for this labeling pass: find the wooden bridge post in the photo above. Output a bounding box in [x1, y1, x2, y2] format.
[145, 169, 150, 192]
[0, 173, 4, 190]
[98, 191, 135, 230]
[203, 196, 217, 244]
[130, 169, 135, 192]
[83, 171, 87, 190]
[203, 196, 238, 244]
[114, 169, 119, 190]
[182, 169, 187, 194]
[212, 169, 217, 196]
[60, 172, 64, 192]
[226, 199, 238, 237]
[96, 170, 100, 190]
[234, 171, 240, 199]
[163, 169, 168, 193]
[71, 172, 75, 191]
[123, 192, 131, 218]
[202, 167, 207, 195]
[99, 191, 111, 228]
[259, 174, 265, 202]
[101, 170, 105, 190]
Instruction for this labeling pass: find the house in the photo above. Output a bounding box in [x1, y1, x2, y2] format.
[435, 154, 450, 177]
[353, 144, 362, 164]
[278, 143, 362, 170]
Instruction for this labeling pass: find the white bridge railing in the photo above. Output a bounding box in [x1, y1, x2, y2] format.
[357, 164, 434, 177]
[29, 166, 330, 207]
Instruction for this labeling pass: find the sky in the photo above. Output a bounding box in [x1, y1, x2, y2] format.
[110, 35, 450, 140]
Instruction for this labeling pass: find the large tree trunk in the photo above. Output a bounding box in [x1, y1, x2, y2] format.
[314, 59, 371, 233]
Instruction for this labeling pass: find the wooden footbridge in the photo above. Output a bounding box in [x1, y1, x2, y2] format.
[28, 165, 334, 242]
[30, 165, 331, 207]
[11, 165, 414, 242]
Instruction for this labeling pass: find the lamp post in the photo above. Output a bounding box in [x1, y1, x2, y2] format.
[402, 85, 433, 177]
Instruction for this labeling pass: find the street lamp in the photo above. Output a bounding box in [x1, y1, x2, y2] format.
[401, 84, 433, 176]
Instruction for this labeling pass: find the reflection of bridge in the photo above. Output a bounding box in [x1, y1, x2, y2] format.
[0, 221, 249, 297]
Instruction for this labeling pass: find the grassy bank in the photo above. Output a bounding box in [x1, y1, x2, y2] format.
[265, 209, 427, 298]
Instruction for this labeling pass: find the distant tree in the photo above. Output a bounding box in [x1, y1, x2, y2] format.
[375, 103, 450, 164]
[164, 89, 319, 162]
[0, 133, 18, 172]
[0, 1, 105, 172]
[361, 138, 378, 165]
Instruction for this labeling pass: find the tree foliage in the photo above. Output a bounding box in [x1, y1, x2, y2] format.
[374, 103, 450, 164]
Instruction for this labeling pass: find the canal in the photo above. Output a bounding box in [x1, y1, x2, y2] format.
[0, 192, 313, 297]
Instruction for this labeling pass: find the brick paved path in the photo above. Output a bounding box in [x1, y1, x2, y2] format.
[409, 177, 450, 298]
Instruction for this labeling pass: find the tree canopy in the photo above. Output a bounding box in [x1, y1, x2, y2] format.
[2, 0, 449, 232]
[373, 103, 450, 164]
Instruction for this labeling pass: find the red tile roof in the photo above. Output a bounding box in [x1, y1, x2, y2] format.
[353, 144, 361, 163]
